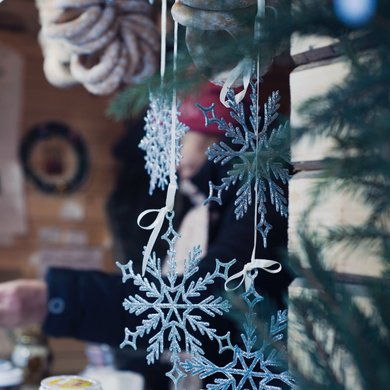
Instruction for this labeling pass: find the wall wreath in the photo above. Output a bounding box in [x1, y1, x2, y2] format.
[19, 121, 89, 195]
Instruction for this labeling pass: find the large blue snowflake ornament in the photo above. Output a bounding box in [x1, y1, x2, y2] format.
[139, 93, 189, 195]
[182, 282, 296, 389]
[116, 212, 235, 388]
[200, 81, 290, 247]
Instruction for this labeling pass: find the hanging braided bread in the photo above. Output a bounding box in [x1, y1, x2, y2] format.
[36, 0, 159, 95]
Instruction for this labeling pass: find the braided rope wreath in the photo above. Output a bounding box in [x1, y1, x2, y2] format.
[36, 0, 160, 95]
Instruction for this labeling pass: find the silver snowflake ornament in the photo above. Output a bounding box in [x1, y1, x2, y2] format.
[199, 81, 290, 247]
[116, 211, 235, 389]
[182, 282, 296, 389]
[139, 92, 189, 195]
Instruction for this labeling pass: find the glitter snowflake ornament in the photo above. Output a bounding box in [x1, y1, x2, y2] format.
[116, 212, 235, 388]
[200, 81, 290, 247]
[139, 92, 189, 195]
[182, 280, 296, 389]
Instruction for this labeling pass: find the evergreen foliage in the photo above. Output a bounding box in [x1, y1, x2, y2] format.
[270, 0, 390, 389]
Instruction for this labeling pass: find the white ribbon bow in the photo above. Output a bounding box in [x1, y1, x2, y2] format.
[137, 182, 177, 275]
[224, 258, 282, 291]
[219, 56, 253, 108]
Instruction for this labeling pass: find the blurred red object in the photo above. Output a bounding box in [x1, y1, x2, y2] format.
[180, 82, 249, 136]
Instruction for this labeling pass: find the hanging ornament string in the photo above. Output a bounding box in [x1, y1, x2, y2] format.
[137, 6, 179, 276]
[160, 0, 167, 82]
[225, 0, 282, 292]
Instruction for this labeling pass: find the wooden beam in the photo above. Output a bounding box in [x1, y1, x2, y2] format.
[292, 35, 374, 68]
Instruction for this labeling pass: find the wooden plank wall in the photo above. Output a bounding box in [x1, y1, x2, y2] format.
[289, 34, 383, 277]
[0, 0, 124, 374]
[288, 33, 383, 388]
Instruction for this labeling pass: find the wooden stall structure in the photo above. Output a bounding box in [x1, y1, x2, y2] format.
[0, 0, 123, 375]
[288, 32, 384, 388]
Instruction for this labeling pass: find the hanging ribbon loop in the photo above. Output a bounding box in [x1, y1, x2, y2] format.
[138, 182, 177, 275]
[224, 259, 282, 292]
[219, 56, 253, 108]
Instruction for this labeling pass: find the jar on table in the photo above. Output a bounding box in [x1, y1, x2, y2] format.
[0, 360, 23, 390]
[39, 376, 102, 390]
[11, 326, 51, 385]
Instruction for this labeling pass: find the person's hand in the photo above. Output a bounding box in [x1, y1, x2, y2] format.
[179, 131, 220, 180]
[0, 279, 47, 328]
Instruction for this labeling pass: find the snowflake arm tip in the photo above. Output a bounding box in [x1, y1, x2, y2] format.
[205, 182, 227, 206]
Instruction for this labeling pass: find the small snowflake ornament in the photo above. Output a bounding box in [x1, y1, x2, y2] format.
[139, 92, 189, 195]
[182, 280, 296, 389]
[199, 80, 290, 247]
[116, 212, 235, 388]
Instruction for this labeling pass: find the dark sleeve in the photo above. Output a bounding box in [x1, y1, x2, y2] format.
[43, 268, 128, 346]
[193, 161, 294, 307]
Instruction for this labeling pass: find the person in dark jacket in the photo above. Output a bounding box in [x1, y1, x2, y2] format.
[0, 64, 293, 388]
